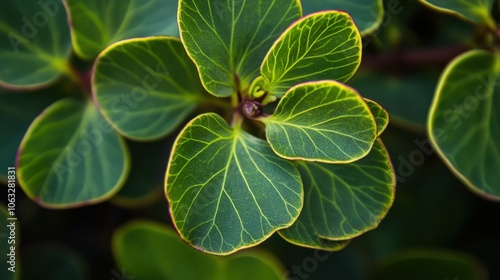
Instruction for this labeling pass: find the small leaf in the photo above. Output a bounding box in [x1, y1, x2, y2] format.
[365, 98, 389, 136]
[65, 0, 178, 60]
[113, 221, 285, 279]
[302, 0, 384, 36]
[0, 89, 63, 180]
[261, 11, 362, 97]
[17, 98, 130, 208]
[179, 0, 301, 97]
[279, 139, 395, 249]
[420, 0, 496, 28]
[428, 50, 500, 200]
[262, 81, 377, 163]
[375, 249, 488, 280]
[0, 0, 72, 88]
[166, 113, 303, 255]
[93, 37, 206, 140]
[0, 205, 18, 280]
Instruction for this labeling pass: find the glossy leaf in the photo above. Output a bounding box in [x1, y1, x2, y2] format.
[428, 50, 500, 200]
[279, 139, 395, 249]
[179, 0, 301, 97]
[366, 99, 389, 136]
[349, 72, 437, 130]
[17, 98, 130, 208]
[113, 221, 285, 279]
[22, 244, 87, 280]
[261, 11, 362, 97]
[0, 0, 72, 88]
[166, 113, 303, 255]
[262, 81, 377, 163]
[0, 89, 63, 180]
[375, 249, 488, 280]
[420, 0, 495, 28]
[0, 205, 18, 280]
[65, 0, 178, 60]
[302, 0, 384, 35]
[93, 37, 206, 140]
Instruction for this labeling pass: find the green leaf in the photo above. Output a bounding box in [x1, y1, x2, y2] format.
[262, 81, 377, 163]
[302, 0, 384, 36]
[221, 253, 284, 280]
[93, 37, 206, 140]
[17, 98, 130, 208]
[365, 99, 389, 136]
[419, 0, 496, 28]
[261, 11, 362, 97]
[113, 221, 285, 280]
[374, 249, 488, 280]
[22, 243, 87, 280]
[0, 205, 18, 280]
[112, 138, 171, 207]
[179, 0, 301, 97]
[0, 89, 63, 180]
[279, 139, 395, 249]
[166, 113, 303, 255]
[65, 0, 178, 60]
[428, 50, 500, 200]
[0, 0, 72, 88]
[349, 72, 437, 130]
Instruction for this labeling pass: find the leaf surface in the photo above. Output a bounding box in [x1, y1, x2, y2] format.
[113, 221, 285, 279]
[93, 37, 205, 140]
[17, 99, 130, 208]
[261, 11, 362, 97]
[0, 1, 71, 88]
[279, 139, 395, 249]
[263, 81, 377, 163]
[166, 113, 303, 255]
[302, 0, 384, 35]
[428, 50, 500, 200]
[179, 0, 301, 97]
[420, 0, 495, 27]
[65, 0, 178, 59]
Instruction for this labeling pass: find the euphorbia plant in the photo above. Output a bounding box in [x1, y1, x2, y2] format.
[94, 0, 396, 255]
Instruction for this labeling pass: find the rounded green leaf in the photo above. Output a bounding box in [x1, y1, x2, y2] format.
[17, 98, 130, 208]
[419, 0, 495, 28]
[93, 37, 206, 140]
[64, 0, 178, 60]
[113, 221, 285, 280]
[0, 0, 72, 88]
[279, 139, 395, 249]
[302, 0, 384, 36]
[114, 221, 219, 279]
[262, 81, 377, 163]
[375, 249, 488, 280]
[0, 89, 63, 181]
[165, 113, 303, 255]
[365, 98, 389, 136]
[0, 205, 18, 280]
[428, 50, 500, 200]
[261, 11, 362, 97]
[179, 0, 302, 97]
